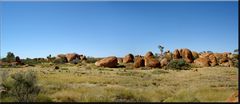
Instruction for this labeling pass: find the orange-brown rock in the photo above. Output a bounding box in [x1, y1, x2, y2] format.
[160, 58, 168, 67]
[220, 62, 230, 67]
[95, 56, 118, 68]
[173, 49, 181, 59]
[219, 56, 228, 64]
[181, 48, 193, 63]
[65, 53, 79, 62]
[144, 57, 161, 68]
[213, 53, 222, 59]
[123, 54, 134, 63]
[226, 91, 238, 102]
[208, 54, 217, 66]
[134, 56, 145, 68]
[199, 53, 211, 58]
[191, 51, 199, 59]
[145, 51, 154, 59]
[193, 57, 210, 67]
[179, 49, 183, 57]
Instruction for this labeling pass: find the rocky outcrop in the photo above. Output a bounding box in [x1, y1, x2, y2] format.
[173, 49, 181, 59]
[134, 56, 145, 68]
[191, 51, 199, 59]
[66, 53, 79, 62]
[194, 57, 210, 67]
[180, 48, 193, 63]
[95, 56, 118, 68]
[123, 54, 134, 63]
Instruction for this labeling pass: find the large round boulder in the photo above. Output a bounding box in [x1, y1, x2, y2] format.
[123, 54, 134, 63]
[144, 51, 154, 59]
[173, 49, 181, 59]
[181, 48, 193, 63]
[144, 57, 161, 68]
[219, 53, 229, 64]
[134, 56, 145, 68]
[95, 56, 118, 68]
[208, 54, 217, 66]
[194, 57, 210, 67]
[66, 53, 79, 62]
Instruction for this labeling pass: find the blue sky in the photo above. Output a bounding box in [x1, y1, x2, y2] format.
[0, 1, 238, 58]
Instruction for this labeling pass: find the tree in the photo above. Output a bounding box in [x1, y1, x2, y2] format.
[158, 45, 164, 56]
[6, 52, 15, 63]
[47, 54, 52, 62]
[47, 54, 51, 59]
[15, 56, 20, 62]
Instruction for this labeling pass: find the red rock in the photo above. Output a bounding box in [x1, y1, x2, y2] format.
[194, 57, 210, 67]
[123, 54, 134, 63]
[95, 56, 118, 68]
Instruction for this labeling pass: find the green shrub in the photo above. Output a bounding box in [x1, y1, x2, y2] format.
[53, 58, 67, 64]
[1, 70, 41, 102]
[5, 52, 15, 63]
[21, 58, 38, 66]
[1, 70, 13, 97]
[165, 59, 191, 70]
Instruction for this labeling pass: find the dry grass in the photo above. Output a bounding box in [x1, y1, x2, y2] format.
[0, 64, 238, 102]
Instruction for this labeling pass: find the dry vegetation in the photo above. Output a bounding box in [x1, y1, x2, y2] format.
[0, 63, 238, 102]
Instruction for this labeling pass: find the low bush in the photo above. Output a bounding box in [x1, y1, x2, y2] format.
[165, 59, 191, 70]
[53, 58, 67, 64]
[1, 70, 41, 102]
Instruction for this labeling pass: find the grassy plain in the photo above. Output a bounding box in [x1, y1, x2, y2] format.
[0, 63, 238, 102]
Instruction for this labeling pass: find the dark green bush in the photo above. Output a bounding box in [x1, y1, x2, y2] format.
[53, 58, 67, 64]
[21, 58, 39, 66]
[165, 59, 191, 70]
[1, 70, 41, 102]
[5, 52, 15, 63]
